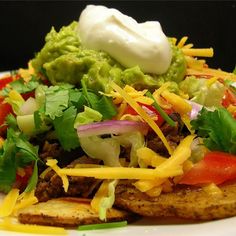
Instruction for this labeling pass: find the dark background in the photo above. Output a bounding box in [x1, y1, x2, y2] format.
[0, 1, 235, 72]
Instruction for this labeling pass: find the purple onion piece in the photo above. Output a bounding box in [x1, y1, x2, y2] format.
[77, 120, 149, 138]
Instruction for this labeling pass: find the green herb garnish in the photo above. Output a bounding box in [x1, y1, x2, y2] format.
[146, 91, 175, 127]
[77, 221, 127, 231]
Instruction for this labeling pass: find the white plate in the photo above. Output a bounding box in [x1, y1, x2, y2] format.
[1, 71, 236, 235]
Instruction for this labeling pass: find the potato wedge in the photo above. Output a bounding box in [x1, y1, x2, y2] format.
[115, 181, 236, 220]
[18, 197, 136, 227]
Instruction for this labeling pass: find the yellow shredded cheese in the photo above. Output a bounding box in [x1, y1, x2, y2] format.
[18, 62, 35, 82]
[145, 185, 163, 197]
[206, 76, 218, 87]
[186, 68, 236, 81]
[110, 81, 173, 155]
[182, 43, 194, 49]
[39, 166, 52, 179]
[182, 48, 214, 57]
[161, 90, 192, 115]
[181, 114, 194, 134]
[185, 55, 205, 70]
[91, 180, 109, 212]
[137, 147, 166, 167]
[60, 135, 195, 180]
[153, 135, 196, 177]
[7, 90, 24, 103]
[46, 159, 69, 192]
[13, 190, 38, 214]
[177, 36, 188, 48]
[133, 178, 165, 192]
[59, 167, 156, 179]
[0, 217, 67, 235]
[0, 188, 19, 217]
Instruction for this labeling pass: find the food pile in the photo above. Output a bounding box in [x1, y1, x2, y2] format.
[0, 4, 236, 234]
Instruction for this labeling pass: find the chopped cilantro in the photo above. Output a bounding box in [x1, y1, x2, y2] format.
[45, 86, 69, 119]
[191, 107, 236, 154]
[53, 106, 80, 151]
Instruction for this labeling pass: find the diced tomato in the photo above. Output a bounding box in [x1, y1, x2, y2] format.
[15, 165, 33, 190]
[179, 151, 236, 185]
[22, 91, 35, 100]
[0, 76, 15, 134]
[0, 76, 14, 90]
[222, 89, 236, 108]
[0, 97, 13, 134]
[124, 103, 172, 127]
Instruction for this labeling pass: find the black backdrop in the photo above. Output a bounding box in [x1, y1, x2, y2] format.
[0, 1, 235, 72]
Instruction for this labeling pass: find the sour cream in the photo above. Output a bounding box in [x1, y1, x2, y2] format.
[77, 5, 172, 75]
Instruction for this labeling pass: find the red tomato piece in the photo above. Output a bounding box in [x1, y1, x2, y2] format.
[0, 97, 13, 134]
[179, 151, 236, 185]
[222, 89, 236, 108]
[15, 165, 33, 190]
[0, 76, 13, 90]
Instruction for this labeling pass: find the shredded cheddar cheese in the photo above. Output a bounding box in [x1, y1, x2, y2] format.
[0, 217, 67, 235]
[182, 48, 214, 57]
[137, 147, 166, 168]
[0, 189, 19, 217]
[133, 178, 165, 192]
[177, 36, 188, 48]
[110, 81, 173, 155]
[46, 159, 69, 192]
[186, 68, 236, 81]
[59, 135, 195, 180]
[13, 190, 38, 215]
[145, 185, 163, 197]
[161, 90, 192, 115]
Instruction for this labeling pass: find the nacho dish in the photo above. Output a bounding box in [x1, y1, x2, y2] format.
[0, 4, 236, 235]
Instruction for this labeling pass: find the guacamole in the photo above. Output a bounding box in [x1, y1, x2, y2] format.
[31, 22, 186, 92]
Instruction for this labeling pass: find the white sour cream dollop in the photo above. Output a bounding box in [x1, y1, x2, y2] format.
[77, 5, 172, 75]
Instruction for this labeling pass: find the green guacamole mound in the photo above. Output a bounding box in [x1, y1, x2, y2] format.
[31, 22, 186, 93]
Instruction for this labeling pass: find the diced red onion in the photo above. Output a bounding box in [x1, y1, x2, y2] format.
[77, 120, 149, 138]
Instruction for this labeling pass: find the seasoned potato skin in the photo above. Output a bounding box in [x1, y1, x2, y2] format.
[115, 180, 236, 220]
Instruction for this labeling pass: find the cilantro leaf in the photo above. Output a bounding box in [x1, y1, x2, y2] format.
[68, 89, 87, 112]
[91, 95, 117, 120]
[0, 141, 17, 193]
[24, 161, 38, 193]
[53, 106, 80, 151]
[1, 76, 40, 97]
[45, 86, 69, 119]
[0, 128, 40, 193]
[191, 108, 236, 154]
[81, 80, 117, 119]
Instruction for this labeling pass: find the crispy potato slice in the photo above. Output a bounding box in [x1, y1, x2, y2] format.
[18, 197, 136, 227]
[115, 181, 236, 220]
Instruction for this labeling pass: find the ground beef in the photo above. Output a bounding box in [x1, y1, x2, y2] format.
[35, 156, 102, 202]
